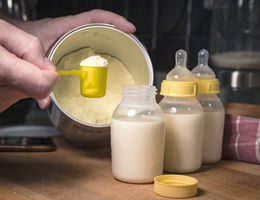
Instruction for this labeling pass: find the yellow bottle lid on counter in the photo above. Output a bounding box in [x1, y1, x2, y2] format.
[154, 175, 198, 198]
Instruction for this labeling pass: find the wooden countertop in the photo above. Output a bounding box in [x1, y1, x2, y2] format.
[0, 137, 259, 200]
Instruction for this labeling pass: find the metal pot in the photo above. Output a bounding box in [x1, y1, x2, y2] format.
[48, 23, 153, 146]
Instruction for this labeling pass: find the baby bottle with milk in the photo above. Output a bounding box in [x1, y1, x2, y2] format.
[111, 85, 165, 183]
[159, 50, 205, 173]
[192, 49, 225, 164]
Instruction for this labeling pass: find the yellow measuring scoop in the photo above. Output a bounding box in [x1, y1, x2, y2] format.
[58, 65, 108, 98]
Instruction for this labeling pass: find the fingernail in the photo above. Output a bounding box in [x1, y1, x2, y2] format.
[44, 57, 56, 70]
[129, 23, 136, 31]
[37, 97, 51, 110]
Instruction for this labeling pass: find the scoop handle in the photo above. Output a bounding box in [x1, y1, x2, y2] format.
[57, 70, 81, 76]
[57, 67, 107, 98]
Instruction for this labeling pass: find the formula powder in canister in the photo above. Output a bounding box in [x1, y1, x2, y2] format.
[53, 47, 135, 124]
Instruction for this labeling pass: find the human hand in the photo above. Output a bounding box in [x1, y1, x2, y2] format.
[19, 9, 136, 52]
[0, 20, 59, 113]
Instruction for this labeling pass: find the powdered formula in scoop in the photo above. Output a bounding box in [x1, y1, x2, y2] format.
[80, 55, 108, 67]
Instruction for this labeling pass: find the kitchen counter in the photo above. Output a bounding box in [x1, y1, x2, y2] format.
[0, 137, 259, 200]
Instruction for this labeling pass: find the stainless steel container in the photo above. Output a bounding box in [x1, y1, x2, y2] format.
[48, 23, 153, 146]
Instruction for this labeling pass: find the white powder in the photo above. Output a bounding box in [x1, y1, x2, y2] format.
[54, 48, 135, 124]
[80, 55, 108, 67]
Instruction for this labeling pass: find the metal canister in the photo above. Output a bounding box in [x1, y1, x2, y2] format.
[48, 23, 153, 146]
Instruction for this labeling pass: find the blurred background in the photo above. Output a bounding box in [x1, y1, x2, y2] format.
[0, 0, 260, 126]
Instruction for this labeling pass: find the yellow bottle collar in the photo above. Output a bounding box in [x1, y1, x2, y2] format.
[160, 80, 197, 97]
[196, 79, 220, 94]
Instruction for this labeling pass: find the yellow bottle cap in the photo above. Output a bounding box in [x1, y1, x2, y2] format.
[196, 78, 220, 94]
[154, 175, 198, 198]
[160, 80, 197, 97]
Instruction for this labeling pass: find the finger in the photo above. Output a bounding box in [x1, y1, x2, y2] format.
[36, 96, 52, 110]
[74, 9, 136, 33]
[0, 19, 55, 70]
[0, 46, 59, 99]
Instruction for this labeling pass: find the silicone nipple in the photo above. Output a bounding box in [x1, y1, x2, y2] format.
[166, 50, 194, 81]
[192, 49, 215, 79]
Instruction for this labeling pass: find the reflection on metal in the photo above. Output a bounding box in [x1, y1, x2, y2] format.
[220, 70, 260, 88]
[1, 0, 38, 20]
[20, 0, 28, 21]
[7, 0, 12, 15]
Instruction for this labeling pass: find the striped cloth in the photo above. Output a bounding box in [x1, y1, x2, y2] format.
[222, 114, 260, 164]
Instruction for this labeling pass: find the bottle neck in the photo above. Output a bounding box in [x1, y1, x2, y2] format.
[163, 96, 198, 102]
[122, 94, 156, 104]
[197, 93, 220, 101]
[122, 85, 156, 104]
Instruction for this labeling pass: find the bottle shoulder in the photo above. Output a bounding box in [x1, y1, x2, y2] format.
[112, 102, 164, 121]
[197, 94, 225, 112]
[159, 96, 204, 114]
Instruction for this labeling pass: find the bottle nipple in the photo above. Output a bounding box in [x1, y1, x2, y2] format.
[166, 50, 194, 81]
[176, 49, 186, 68]
[192, 49, 215, 79]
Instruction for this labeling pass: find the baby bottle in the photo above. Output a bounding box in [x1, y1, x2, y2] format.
[192, 49, 225, 164]
[111, 85, 165, 183]
[159, 50, 205, 173]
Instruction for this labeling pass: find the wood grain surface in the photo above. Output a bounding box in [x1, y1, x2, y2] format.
[0, 137, 259, 200]
[224, 102, 260, 118]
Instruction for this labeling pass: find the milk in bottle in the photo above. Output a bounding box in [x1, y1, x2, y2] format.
[192, 49, 225, 164]
[159, 50, 205, 173]
[111, 86, 165, 183]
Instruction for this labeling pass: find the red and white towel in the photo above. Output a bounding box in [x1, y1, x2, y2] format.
[222, 114, 260, 164]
